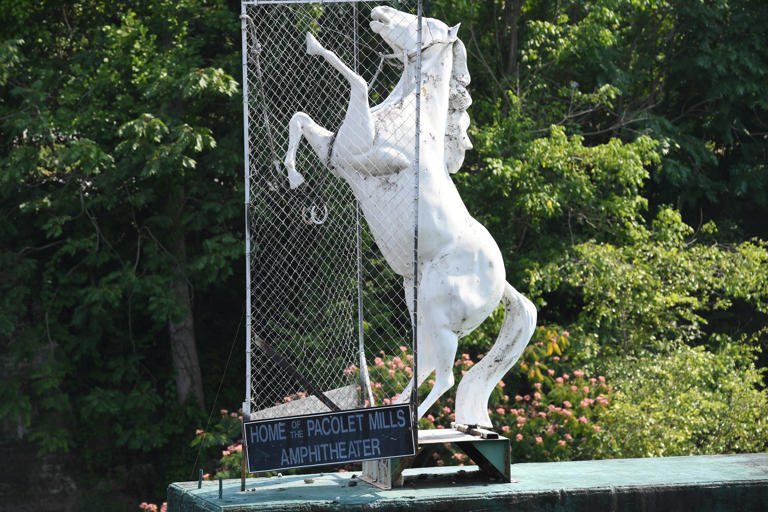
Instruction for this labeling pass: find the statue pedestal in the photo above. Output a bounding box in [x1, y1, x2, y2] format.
[168, 453, 768, 511]
[360, 427, 510, 489]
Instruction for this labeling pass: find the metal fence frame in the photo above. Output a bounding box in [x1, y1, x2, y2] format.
[240, 0, 423, 442]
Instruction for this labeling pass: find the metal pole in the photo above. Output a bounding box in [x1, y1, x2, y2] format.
[411, 0, 423, 447]
[241, 454, 246, 491]
[243, 0, 368, 4]
[353, 2, 373, 408]
[240, 1, 253, 421]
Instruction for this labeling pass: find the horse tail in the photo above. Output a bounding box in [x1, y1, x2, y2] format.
[454, 282, 536, 427]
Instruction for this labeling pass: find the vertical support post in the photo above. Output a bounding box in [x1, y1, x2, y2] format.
[353, 2, 374, 409]
[240, 10, 251, 472]
[240, 1, 253, 423]
[410, 0, 423, 451]
[360, 458, 405, 490]
[241, 451, 246, 491]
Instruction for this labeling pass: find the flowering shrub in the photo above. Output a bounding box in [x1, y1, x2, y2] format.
[517, 325, 571, 382]
[365, 345, 413, 405]
[174, 326, 612, 490]
[363, 327, 612, 463]
[502, 326, 612, 461]
[139, 502, 167, 512]
[497, 368, 610, 461]
[189, 408, 245, 480]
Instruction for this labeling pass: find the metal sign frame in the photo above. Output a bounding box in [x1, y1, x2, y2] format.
[243, 404, 415, 473]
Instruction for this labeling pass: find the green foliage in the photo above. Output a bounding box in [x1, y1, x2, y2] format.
[0, 0, 244, 504]
[3, 0, 768, 508]
[602, 344, 768, 458]
[466, 122, 658, 251]
[190, 408, 244, 480]
[531, 208, 768, 356]
[437, 0, 768, 237]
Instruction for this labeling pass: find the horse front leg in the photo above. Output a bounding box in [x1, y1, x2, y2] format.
[284, 112, 333, 189]
[306, 33, 374, 155]
[416, 322, 458, 419]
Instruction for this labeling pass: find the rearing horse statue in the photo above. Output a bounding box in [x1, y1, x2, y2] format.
[283, 6, 536, 428]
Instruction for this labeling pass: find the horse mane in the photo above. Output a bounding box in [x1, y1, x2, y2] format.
[449, 39, 471, 111]
[445, 39, 472, 172]
[450, 39, 470, 91]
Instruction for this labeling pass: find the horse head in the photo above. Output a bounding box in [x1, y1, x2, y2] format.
[370, 7, 471, 174]
[370, 6, 459, 56]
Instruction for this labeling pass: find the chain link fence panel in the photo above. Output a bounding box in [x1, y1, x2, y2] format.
[243, 0, 421, 422]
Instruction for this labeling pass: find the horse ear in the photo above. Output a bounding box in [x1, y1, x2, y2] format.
[449, 23, 461, 39]
[451, 38, 470, 87]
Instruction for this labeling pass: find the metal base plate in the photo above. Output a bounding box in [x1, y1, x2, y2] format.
[361, 428, 511, 489]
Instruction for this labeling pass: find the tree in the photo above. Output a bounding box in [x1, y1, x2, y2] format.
[0, 0, 244, 501]
[431, 0, 768, 458]
[2, 0, 768, 507]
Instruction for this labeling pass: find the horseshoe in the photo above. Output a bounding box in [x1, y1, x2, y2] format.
[301, 204, 328, 225]
[310, 204, 328, 225]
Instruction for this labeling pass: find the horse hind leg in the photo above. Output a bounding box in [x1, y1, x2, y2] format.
[454, 283, 536, 428]
[411, 283, 460, 418]
[284, 112, 333, 189]
[395, 278, 436, 406]
[394, 359, 435, 407]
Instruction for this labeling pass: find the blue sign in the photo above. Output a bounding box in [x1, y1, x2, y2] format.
[243, 404, 416, 473]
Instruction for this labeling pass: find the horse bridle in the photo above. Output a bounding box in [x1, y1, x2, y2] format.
[370, 34, 459, 89]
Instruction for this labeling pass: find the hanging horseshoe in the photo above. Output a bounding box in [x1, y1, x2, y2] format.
[310, 204, 328, 225]
[301, 203, 328, 225]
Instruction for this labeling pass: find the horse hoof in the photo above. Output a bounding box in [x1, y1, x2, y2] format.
[455, 410, 493, 429]
[306, 32, 323, 55]
[287, 168, 305, 189]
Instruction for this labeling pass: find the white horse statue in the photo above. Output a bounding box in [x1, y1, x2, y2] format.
[283, 6, 536, 428]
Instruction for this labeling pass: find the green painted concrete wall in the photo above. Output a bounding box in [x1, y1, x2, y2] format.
[168, 453, 768, 511]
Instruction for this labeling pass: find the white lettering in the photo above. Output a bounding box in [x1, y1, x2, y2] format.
[308, 444, 320, 463]
[289, 447, 302, 465]
[347, 439, 358, 458]
[250, 422, 287, 444]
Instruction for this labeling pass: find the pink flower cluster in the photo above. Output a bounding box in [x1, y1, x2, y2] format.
[412, 326, 612, 464]
[496, 365, 610, 461]
[222, 442, 242, 457]
[139, 502, 166, 512]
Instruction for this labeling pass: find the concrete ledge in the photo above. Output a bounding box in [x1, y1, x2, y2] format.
[168, 453, 768, 511]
